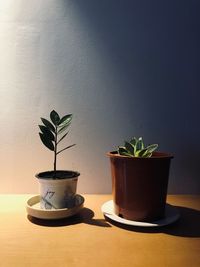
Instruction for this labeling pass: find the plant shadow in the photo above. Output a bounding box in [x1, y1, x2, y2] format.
[27, 207, 111, 228]
[104, 205, 200, 237]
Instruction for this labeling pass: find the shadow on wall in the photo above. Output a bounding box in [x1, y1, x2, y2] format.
[64, 0, 200, 193]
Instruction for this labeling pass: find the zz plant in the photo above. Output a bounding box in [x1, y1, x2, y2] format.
[39, 110, 75, 176]
[118, 137, 158, 158]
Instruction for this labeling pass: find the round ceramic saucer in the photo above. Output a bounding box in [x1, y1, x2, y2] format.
[101, 200, 180, 227]
[26, 195, 84, 220]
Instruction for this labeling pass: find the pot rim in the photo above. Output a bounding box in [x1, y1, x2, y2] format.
[35, 170, 80, 180]
[107, 151, 173, 159]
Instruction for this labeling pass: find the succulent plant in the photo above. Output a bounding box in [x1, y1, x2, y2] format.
[118, 137, 158, 158]
[39, 110, 75, 175]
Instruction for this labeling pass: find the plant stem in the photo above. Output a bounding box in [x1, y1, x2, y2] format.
[56, 144, 76, 155]
[53, 126, 57, 178]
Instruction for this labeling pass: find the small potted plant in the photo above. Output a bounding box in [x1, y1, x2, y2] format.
[107, 137, 173, 222]
[36, 110, 80, 210]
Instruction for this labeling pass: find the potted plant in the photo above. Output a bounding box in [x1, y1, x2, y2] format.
[36, 110, 80, 210]
[107, 137, 173, 222]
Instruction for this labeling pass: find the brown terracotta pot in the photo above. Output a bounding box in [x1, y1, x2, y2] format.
[107, 151, 173, 222]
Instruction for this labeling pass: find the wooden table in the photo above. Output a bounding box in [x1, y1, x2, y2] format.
[0, 195, 200, 267]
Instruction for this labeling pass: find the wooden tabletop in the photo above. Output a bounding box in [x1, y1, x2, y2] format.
[0, 194, 200, 267]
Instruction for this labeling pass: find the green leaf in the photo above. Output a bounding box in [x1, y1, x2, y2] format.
[58, 123, 70, 134]
[130, 137, 137, 147]
[124, 141, 135, 156]
[41, 118, 55, 133]
[136, 149, 153, 158]
[139, 137, 144, 149]
[58, 114, 73, 127]
[136, 137, 144, 151]
[137, 148, 148, 157]
[134, 150, 140, 157]
[39, 133, 54, 151]
[143, 152, 152, 158]
[39, 125, 54, 141]
[118, 147, 132, 157]
[50, 110, 60, 126]
[146, 144, 158, 153]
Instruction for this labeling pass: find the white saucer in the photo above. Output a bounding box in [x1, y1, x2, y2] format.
[101, 200, 180, 227]
[26, 195, 84, 220]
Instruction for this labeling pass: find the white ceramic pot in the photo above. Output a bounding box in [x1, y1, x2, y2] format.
[36, 170, 80, 209]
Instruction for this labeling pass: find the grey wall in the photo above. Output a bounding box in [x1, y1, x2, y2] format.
[0, 0, 199, 193]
